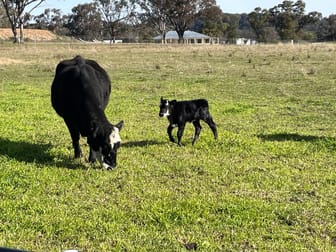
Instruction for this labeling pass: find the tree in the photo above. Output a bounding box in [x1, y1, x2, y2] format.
[269, 0, 321, 40]
[141, 0, 215, 43]
[222, 13, 240, 42]
[326, 15, 336, 40]
[95, 0, 136, 44]
[248, 7, 270, 42]
[66, 3, 102, 41]
[196, 4, 226, 38]
[317, 15, 336, 41]
[33, 8, 63, 33]
[166, 0, 216, 43]
[1, 2, 10, 27]
[139, 0, 171, 44]
[238, 13, 256, 41]
[1, 0, 45, 43]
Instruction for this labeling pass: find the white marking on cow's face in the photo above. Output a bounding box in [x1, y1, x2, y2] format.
[99, 149, 116, 170]
[102, 161, 112, 169]
[95, 127, 121, 169]
[109, 127, 121, 148]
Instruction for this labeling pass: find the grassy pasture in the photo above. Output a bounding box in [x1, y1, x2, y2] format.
[0, 42, 336, 251]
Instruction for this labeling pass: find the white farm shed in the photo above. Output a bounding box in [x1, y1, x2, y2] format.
[153, 30, 218, 44]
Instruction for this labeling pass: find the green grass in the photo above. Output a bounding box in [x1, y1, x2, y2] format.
[0, 42, 336, 251]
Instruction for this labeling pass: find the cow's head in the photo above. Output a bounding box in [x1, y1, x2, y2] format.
[89, 120, 123, 169]
[159, 97, 176, 117]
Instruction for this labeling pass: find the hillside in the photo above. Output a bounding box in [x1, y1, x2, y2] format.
[0, 28, 57, 41]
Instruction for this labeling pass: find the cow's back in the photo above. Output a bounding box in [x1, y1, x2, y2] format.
[51, 56, 111, 118]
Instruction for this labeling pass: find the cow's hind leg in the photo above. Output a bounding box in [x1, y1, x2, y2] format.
[204, 115, 218, 140]
[64, 119, 82, 158]
[192, 120, 202, 145]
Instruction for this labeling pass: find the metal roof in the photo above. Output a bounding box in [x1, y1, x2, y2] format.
[153, 30, 210, 40]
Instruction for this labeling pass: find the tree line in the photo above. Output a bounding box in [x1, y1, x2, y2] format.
[1, 0, 336, 43]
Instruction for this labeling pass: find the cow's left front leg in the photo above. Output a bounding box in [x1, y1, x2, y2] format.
[89, 147, 97, 163]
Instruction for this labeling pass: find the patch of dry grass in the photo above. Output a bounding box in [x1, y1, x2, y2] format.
[0, 28, 57, 41]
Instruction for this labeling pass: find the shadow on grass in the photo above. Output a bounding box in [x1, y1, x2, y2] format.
[257, 133, 336, 152]
[0, 138, 79, 169]
[122, 139, 166, 148]
[0, 138, 167, 169]
[257, 133, 336, 151]
[257, 133, 326, 142]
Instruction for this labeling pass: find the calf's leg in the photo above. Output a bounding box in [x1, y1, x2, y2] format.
[167, 124, 176, 143]
[192, 120, 202, 145]
[204, 116, 218, 140]
[177, 124, 186, 146]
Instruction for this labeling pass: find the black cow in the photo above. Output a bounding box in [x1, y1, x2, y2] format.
[159, 97, 217, 146]
[51, 55, 123, 169]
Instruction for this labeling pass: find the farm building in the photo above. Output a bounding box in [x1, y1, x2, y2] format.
[236, 38, 257, 45]
[153, 30, 218, 44]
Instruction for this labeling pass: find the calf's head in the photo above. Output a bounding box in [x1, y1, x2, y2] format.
[159, 97, 176, 117]
[89, 120, 123, 169]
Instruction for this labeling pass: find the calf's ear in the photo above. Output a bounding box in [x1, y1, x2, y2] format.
[115, 120, 124, 131]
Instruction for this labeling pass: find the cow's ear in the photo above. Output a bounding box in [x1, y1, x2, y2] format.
[170, 100, 177, 105]
[115, 120, 124, 131]
[160, 96, 163, 101]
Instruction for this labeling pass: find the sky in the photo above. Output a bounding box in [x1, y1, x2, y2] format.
[32, 0, 336, 17]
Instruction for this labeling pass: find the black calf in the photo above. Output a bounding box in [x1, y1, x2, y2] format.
[159, 97, 218, 146]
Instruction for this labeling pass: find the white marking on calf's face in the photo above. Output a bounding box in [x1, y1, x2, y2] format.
[162, 111, 170, 117]
[161, 101, 171, 117]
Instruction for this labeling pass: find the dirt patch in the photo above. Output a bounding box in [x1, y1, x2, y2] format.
[0, 28, 57, 41]
[0, 57, 27, 65]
